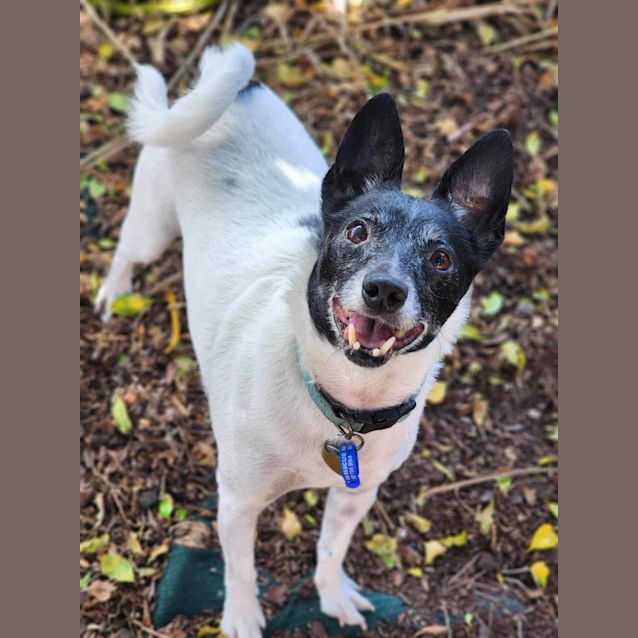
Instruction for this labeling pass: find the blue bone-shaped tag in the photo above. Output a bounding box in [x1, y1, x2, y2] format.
[339, 442, 360, 489]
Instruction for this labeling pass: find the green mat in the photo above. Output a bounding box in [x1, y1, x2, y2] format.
[152, 543, 404, 635]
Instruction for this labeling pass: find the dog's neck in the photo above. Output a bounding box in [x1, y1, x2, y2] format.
[288, 233, 472, 412]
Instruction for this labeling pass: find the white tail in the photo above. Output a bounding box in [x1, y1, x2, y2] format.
[128, 44, 255, 148]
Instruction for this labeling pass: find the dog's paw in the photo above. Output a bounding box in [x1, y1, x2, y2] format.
[94, 261, 133, 322]
[315, 569, 375, 630]
[220, 594, 265, 638]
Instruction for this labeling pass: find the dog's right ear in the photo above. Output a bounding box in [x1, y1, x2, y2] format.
[321, 93, 404, 220]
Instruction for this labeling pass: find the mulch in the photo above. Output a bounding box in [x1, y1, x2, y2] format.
[80, 2, 558, 636]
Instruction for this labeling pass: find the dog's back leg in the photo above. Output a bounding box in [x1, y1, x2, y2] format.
[95, 147, 178, 320]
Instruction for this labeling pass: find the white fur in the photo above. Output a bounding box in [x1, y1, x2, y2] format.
[96, 45, 470, 638]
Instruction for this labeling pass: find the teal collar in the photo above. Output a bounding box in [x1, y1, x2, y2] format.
[297, 347, 420, 435]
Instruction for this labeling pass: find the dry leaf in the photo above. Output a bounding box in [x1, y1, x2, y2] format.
[86, 579, 117, 602]
[365, 534, 400, 569]
[528, 523, 558, 551]
[415, 625, 449, 637]
[472, 398, 488, 428]
[427, 381, 447, 405]
[281, 507, 302, 541]
[80, 533, 110, 555]
[192, 441, 216, 467]
[475, 499, 495, 536]
[404, 512, 432, 534]
[165, 290, 181, 353]
[100, 553, 135, 583]
[530, 560, 550, 589]
[424, 540, 447, 565]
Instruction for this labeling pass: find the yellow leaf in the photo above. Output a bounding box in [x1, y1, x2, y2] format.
[501, 340, 527, 372]
[128, 532, 144, 556]
[407, 566, 423, 578]
[304, 490, 318, 507]
[147, 538, 170, 564]
[513, 214, 551, 235]
[276, 63, 309, 88]
[425, 540, 447, 565]
[530, 560, 550, 588]
[504, 230, 526, 247]
[441, 530, 469, 548]
[427, 381, 447, 405]
[431, 459, 455, 482]
[525, 131, 542, 157]
[537, 455, 557, 466]
[197, 626, 223, 637]
[475, 499, 495, 536]
[365, 534, 400, 569]
[476, 21, 499, 46]
[100, 552, 135, 583]
[528, 523, 558, 551]
[281, 507, 302, 541]
[111, 293, 152, 317]
[404, 512, 432, 534]
[472, 398, 488, 428]
[165, 290, 181, 353]
[80, 533, 110, 555]
[547, 501, 558, 519]
[111, 393, 133, 435]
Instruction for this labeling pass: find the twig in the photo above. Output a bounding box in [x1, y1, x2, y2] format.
[131, 620, 171, 638]
[486, 27, 557, 54]
[419, 466, 555, 500]
[80, 0, 138, 68]
[373, 500, 395, 532]
[146, 272, 183, 297]
[353, 1, 534, 33]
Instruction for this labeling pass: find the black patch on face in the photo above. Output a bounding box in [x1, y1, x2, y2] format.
[306, 95, 513, 366]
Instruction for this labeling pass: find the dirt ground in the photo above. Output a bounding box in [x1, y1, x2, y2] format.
[80, 2, 558, 636]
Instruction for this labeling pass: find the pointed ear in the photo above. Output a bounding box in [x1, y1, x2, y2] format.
[432, 129, 513, 261]
[321, 93, 404, 217]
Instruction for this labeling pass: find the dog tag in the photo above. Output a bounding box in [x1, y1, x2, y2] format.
[321, 446, 342, 475]
[339, 443, 360, 489]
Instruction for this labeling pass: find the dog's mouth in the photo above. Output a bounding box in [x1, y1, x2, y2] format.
[332, 298, 425, 363]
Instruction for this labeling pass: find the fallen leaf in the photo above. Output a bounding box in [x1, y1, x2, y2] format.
[276, 63, 309, 88]
[458, 324, 483, 342]
[504, 230, 526, 247]
[165, 290, 181, 353]
[525, 131, 541, 157]
[513, 214, 551, 235]
[530, 560, 550, 588]
[281, 507, 302, 541]
[197, 625, 223, 637]
[547, 501, 559, 519]
[475, 499, 495, 536]
[427, 381, 447, 405]
[80, 570, 92, 590]
[424, 540, 447, 565]
[537, 455, 557, 466]
[128, 532, 144, 556]
[86, 579, 117, 602]
[495, 475, 513, 494]
[107, 92, 128, 114]
[472, 398, 489, 428]
[476, 20, 499, 46]
[111, 394, 132, 435]
[545, 424, 559, 442]
[365, 534, 400, 569]
[158, 494, 174, 520]
[501, 340, 527, 372]
[407, 566, 423, 578]
[111, 293, 152, 317]
[148, 538, 170, 564]
[304, 490, 318, 507]
[528, 523, 558, 551]
[404, 512, 432, 534]
[100, 553, 135, 583]
[80, 533, 110, 555]
[480, 291, 504, 317]
[431, 459, 455, 482]
[441, 530, 469, 548]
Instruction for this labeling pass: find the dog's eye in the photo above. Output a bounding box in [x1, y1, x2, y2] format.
[346, 222, 368, 244]
[430, 249, 452, 271]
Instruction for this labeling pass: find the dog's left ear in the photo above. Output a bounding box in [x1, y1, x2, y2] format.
[432, 129, 513, 262]
[322, 93, 404, 218]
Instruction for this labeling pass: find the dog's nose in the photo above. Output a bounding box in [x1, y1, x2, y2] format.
[362, 275, 408, 312]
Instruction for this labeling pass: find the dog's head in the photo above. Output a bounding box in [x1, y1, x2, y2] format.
[307, 94, 513, 368]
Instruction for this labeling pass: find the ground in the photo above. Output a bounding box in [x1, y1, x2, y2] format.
[80, 2, 558, 636]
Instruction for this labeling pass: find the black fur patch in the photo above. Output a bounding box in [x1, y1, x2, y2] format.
[237, 79, 263, 98]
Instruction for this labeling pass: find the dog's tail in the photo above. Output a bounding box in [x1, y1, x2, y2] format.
[128, 43, 255, 148]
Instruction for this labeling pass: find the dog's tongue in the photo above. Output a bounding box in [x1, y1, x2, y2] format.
[347, 313, 395, 349]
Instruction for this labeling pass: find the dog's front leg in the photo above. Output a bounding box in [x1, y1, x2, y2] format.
[314, 485, 378, 629]
[217, 481, 266, 638]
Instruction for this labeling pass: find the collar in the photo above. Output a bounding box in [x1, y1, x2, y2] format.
[297, 346, 420, 435]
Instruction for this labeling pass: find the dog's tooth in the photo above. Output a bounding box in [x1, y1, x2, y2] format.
[379, 336, 396, 356]
[372, 348, 381, 357]
[347, 323, 357, 346]
[395, 327, 406, 338]
[353, 341, 361, 351]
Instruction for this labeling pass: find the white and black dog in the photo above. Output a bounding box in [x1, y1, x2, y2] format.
[96, 44, 513, 638]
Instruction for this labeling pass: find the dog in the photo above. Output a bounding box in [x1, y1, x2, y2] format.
[96, 43, 513, 638]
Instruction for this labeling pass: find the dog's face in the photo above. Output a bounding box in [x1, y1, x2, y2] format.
[307, 94, 513, 368]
